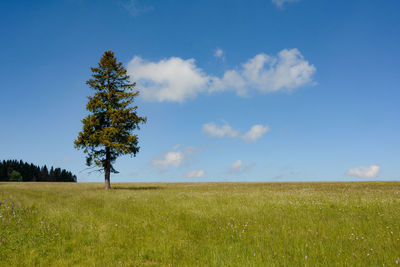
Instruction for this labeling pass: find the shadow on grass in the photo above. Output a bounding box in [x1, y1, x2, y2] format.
[112, 186, 164, 191]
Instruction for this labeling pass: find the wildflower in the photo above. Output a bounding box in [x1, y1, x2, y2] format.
[254, 253, 256, 257]
[305, 256, 308, 260]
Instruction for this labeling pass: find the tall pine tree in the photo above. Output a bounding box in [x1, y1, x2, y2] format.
[74, 51, 146, 189]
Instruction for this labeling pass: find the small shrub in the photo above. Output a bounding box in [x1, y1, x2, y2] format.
[9, 171, 23, 182]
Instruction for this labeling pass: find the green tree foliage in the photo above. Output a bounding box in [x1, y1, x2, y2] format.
[9, 170, 23, 182]
[0, 160, 76, 182]
[74, 51, 146, 190]
[40, 165, 49, 182]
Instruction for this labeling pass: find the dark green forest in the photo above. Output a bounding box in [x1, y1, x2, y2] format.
[0, 160, 77, 182]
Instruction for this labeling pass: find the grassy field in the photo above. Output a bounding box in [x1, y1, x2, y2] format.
[0, 182, 399, 266]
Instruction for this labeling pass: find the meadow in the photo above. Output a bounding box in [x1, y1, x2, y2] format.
[0, 182, 399, 266]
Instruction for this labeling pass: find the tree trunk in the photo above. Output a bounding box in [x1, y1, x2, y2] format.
[104, 168, 111, 190]
[104, 147, 111, 190]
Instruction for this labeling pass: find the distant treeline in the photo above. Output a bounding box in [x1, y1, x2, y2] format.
[0, 160, 77, 182]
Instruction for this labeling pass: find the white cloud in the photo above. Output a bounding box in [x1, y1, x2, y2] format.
[229, 160, 255, 173]
[346, 164, 381, 178]
[127, 56, 210, 103]
[271, 0, 298, 8]
[127, 48, 316, 102]
[210, 69, 248, 97]
[202, 122, 269, 142]
[151, 145, 201, 171]
[185, 170, 205, 178]
[202, 122, 239, 138]
[151, 151, 184, 168]
[231, 160, 243, 170]
[210, 49, 316, 96]
[241, 124, 270, 142]
[214, 48, 225, 59]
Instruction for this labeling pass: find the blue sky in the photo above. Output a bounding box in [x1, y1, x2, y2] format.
[1, 0, 399, 182]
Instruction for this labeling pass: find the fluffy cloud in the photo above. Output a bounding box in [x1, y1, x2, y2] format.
[229, 160, 255, 173]
[346, 164, 380, 178]
[151, 151, 184, 168]
[127, 48, 315, 102]
[202, 122, 239, 138]
[185, 170, 205, 178]
[231, 160, 243, 170]
[151, 145, 199, 171]
[202, 122, 269, 142]
[210, 49, 316, 96]
[127, 56, 209, 103]
[271, 0, 298, 8]
[241, 124, 270, 142]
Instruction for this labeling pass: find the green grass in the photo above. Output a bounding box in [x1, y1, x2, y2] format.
[1, 182, 400, 266]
